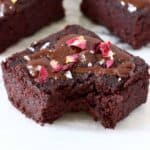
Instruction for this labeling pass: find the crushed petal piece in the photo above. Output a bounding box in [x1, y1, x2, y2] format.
[50, 60, 62, 72]
[66, 54, 79, 63]
[38, 66, 48, 82]
[99, 41, 111, 58]
[66, 36, 87, 50]
[106, 60, 114, 68]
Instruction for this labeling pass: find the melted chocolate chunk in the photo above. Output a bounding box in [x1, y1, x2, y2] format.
[24, 34, 135, 81]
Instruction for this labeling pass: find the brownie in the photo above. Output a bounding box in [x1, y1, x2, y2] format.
[81, 0, 150, 49]
[2, 25, 149, 128]
[0, 0, 64, 53]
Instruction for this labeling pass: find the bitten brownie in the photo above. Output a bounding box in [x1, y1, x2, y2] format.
[0, 0, 64, 53]
[81, 0, 150, 49]
[2, 25, 149, 128]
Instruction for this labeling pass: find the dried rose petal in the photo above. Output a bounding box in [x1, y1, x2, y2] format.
[62, 64, 70, 71]
[50, 60, 62, 72]
[66, 54, 79, 63]
[108, 50, 114, 60]
[99, 41, 111, 58]
[66, 36, 87, 50]
[38, 66, 48, 82]
[106, 60, 114, 68]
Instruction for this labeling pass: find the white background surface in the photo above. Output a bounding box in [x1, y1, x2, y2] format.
[0, 0, 150, 149]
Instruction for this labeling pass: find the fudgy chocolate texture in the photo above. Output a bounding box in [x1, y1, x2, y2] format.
[2, 25, 149, 128]
[81, 0, 150, 49]
[0, 0, 64, 53]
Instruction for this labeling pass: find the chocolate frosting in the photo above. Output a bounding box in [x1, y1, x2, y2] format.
[120, 0, 150, 8]
[24, 34, 135, 80]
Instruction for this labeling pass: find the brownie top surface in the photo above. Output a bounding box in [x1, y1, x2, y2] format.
[2, 25, 149, 95]
[118, 0, 150, 9]
[23, 34, 135, 83]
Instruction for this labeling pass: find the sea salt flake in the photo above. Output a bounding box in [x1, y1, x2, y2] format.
[128, 3, 137, 13]
[118, 77, 122, 82]
[40, 42, 50, 50]
[23, 55, 30, 61]
[65, 71, 73, 79]
[27, 65, 33, 69]
[29, 70, 35, 77]
[89, 50, 95, 54]
[120, 1, 125, 6]
[99, 59, 105, 65]
[88, 62, 92, 67]
[28, 46, 35, 52]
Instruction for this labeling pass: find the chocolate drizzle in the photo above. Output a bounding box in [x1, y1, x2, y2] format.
[24, 34, 135, 81]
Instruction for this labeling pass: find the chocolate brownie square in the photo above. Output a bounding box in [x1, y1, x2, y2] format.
[81, 0, 150, 49]
[2, 25, 149, 128]
[0, 0, 64, 53]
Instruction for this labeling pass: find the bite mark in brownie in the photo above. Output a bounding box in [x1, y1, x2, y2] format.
[81, 0, 150, 49]
[2, 25, 149, 128]
[0, 0, 64, 53]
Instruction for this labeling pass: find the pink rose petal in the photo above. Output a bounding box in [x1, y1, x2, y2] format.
[106, 60, 114, 68]
[38, 66, 48, 82]
[50, 60, 62, 72]
[62, 64, 70, 71]
[66, 36, 87, 50]
[99, 41, 111, 58]
[66, 54, 79, 63]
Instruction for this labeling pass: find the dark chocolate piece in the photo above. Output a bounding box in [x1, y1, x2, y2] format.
[2, 25, 149, 128]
